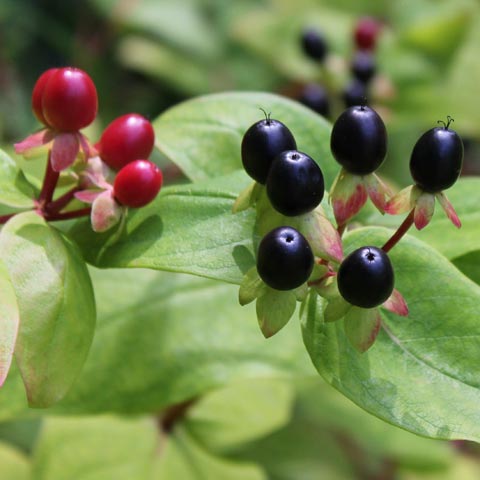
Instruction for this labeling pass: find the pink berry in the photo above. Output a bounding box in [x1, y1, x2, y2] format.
[32, 68, 59, 126]
[113, 160, 163, 208]
[42, 67, 98, 132]
[97, 113, 155, 170]
[354, 17, 380, 51]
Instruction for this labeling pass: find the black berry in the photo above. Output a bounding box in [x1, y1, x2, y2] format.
[301, 27, 328, 62]
[298, 83, 330, 117]
[342, 80, 368, 108]
[338, 246, 394, 308]
[241, 117, 296, 184]
[351, 51, 376, 84]
[266, 150, 324, 216]
[257, 227, 314, 291]
[409, 118, 464, 193]
[330, 105, 387, 175]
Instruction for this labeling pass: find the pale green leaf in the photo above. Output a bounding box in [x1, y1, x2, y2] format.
[0, 441, 29, 480]
[256, 289, 297, 338]
[32, 416, 157, 480]
[153, 92, 336, 185]
[0, 150, 35, 208]
[239, 266, 267, 306]
[0, 258, 19, 387]
[0, 212, 95, 407]
[185, 378, 294, 454]
[154, 426, 266, 480]
[302, 227, 480, 441]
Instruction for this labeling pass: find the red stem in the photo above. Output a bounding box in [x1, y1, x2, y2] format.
[382, 208, 415, 253]
[38, 152, 60, 206]
[44, 207, 91, 222]
[337, 222, 347, 236]
[45, 186, 80, 214]
[0, 212, 18, 224]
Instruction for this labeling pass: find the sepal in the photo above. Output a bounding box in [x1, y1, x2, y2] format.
[14, 129, 54, 158]
[51, 132, 80, 171]
[232, 181, 262, 213]
[330, 169, 368, 226]
[344, 306, 382, 353]
[383, 289, 409, 316]
[299, 206, 343, 263]
[385, 185, 419, 215]
[414, 191, 435, 230]
[365, 173, 391, 213]
[256, 288, 296, 338]
[91, 190, 123, 233]
[238, 266, 267, 306]
[436, 191, 461, 228]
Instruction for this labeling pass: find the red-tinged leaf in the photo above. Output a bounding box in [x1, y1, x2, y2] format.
[75, 190, 104, 204]
[51, 133, 80, 172]
[436, 191, 461, 228]
[330, 169, 367, 225]
[91, 190, 122, 233]
[300, 207, 343, 263]
[385, 185, 417, 215]
[0, 258, 19, 387]
[14, 129, 54, 155]
[365, 173, 391, 213]
[344, 306, 381, 353]
[414, 192, 435, 230]
[383, 289, 409, 317]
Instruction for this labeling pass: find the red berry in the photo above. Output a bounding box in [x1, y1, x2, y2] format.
[354, 17, 380, 51]
[113, 160, 163, 208]
[42, 67, 98, 132]
[97, 113, 155, 170]
[32, 68, 59, 126]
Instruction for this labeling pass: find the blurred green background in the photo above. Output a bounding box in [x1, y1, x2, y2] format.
[1, 0, 480, 478]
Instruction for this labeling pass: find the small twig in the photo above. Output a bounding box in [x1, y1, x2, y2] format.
[38, 152, 60, 206]
[45, 186, 80, 214]
[44, 207, 91, 221]
[382, 208, 415, 253]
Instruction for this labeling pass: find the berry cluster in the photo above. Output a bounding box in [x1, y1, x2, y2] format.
[297, 17, 384, 118]
[241, 113, 325, 291]
[236, 102, 464, 351]
[10, 67, 162, 232]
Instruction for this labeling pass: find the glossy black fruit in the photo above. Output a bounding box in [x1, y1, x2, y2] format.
[338, 246, 394, 308]
[330, 105, 387, 175]
[301, 28, 328, 62]
[298, 83, 330, 117]
[241, 118, 296, 184]
[410, 120, 463, 193]
[266, 150, 324, 216]
[342, 80, 368, 108]
[257, 226, 314, 291]
[351, 51, 376, 84]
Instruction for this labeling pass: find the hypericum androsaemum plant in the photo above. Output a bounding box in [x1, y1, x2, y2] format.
[0, 77, 480, 446]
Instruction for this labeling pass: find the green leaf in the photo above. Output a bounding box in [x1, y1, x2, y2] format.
[0, 441, 29, 480]
[344, 307, 381, 353]
[48, 268, 312, 415]
[0, 212, 96, 407]
[256, 289, 297, 338]
[154, 425, 266, 480]
[185, 378, 294, 454]
[0, 150, 35, 208]
[302, 226, 480, 441]
[70, 171, 257, 284]
[0, 258, 19, 387]
[153, 92, 336, 185]
[32, 416, 158, 480]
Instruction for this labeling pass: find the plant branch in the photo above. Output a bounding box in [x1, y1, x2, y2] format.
[0, 212, 19, 224]
[45, 186, 80, 214]
[158, 398, 197, 434]
[382, 208, 415, 253]
[44, 207, 91, 221]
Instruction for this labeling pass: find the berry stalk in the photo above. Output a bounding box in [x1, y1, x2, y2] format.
[45, 186, 80, 214]
[38, 152, 60, 206]
[382, 208, 415, 253]
[44, 207, 91, 222]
